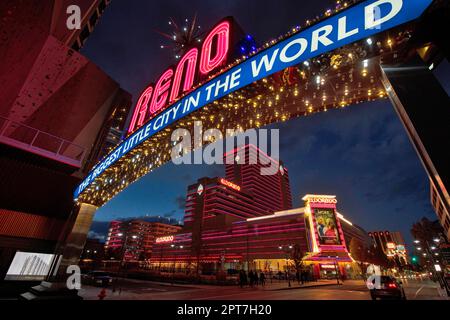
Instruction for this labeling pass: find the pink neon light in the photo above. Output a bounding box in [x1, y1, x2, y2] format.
[170, 48, 198, 103]
[224, 144, 280, 166]
[149, 69, 173, 115]
[128, 86, 153, 134]
[219, 178, 241, 191]
[199, 21, 230, 74]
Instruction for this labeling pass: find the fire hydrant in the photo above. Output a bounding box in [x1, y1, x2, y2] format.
[98, 288, 107, 300]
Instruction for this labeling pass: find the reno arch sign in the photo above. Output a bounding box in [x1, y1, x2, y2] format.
[128, 20, 232, 134]
[75, 0, 433, 199]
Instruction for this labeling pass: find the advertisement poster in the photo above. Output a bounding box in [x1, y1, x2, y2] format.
[314, 208, 341, 245]
[4, 252, 54, 281]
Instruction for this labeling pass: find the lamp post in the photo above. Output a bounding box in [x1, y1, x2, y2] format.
[278, 245, 293, 287]
[117, 233, 137, 279]
[170, 244, 183, 285]
[413, 238, 449, 296]
[334, 256, 340, 285]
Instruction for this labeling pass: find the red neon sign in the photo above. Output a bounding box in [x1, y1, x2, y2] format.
[128, 20, 231, 134]
[128, 86, 153, 132]
[220, 178, 241, 192]
[155, 235, 174, 243]
[170, 48, 199, 103]
[199, 21, 230, 74]
[149, 68, 173, 115]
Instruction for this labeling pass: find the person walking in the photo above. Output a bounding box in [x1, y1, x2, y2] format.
[239, 270, 245, 288]
[249, 270, 254, 288]
[260, 272, 266, 287]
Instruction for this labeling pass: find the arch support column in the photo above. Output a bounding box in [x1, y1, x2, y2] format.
[381, 56, 450, 237]
[20, 203, 98, 300]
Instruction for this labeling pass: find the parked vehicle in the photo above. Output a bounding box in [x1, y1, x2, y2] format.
[369, 275, 406, 300]
[82, 271, 113, 287]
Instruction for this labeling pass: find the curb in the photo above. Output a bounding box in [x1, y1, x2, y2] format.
[270, 282, 342, 291]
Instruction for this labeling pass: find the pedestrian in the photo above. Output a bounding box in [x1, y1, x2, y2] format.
[98, 288, 107, 300]
[249, 270, 254, 287]
[112, 277, 118, 293]
[260, 272, 266, 287]
[296, 270, 300, 284]
[239, 270, 245, 288]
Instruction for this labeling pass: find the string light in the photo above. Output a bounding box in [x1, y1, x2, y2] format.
[78, 0, 403, 206]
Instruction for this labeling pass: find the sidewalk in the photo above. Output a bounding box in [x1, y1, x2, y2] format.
[265, 279, 341, 291]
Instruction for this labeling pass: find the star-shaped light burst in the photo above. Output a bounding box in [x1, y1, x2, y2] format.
[157, 14, 203, 60]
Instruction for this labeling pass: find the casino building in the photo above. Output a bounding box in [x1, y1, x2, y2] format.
[150, 145, 372, 279]
[104, 220, 182, 261]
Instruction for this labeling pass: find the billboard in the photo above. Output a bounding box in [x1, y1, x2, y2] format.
[314, 208, 341, 245]
[4, 252, 55, 281]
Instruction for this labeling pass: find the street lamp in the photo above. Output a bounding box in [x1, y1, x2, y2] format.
[413, 238, 450, 296]
[170, 244, 184, 284]
[278, 245, 293, 287]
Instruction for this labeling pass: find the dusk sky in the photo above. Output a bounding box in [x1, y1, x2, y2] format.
[81, 0, 450, 246]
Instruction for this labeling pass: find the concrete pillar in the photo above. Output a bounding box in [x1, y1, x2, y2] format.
[53, 202, 98, 280]
[380, 56, 450, 231]
[20, 202, 97, 299]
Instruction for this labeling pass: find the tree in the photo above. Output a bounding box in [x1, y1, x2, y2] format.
[349, 238, 368, 274]
[411, 217, 446, 244]
[367, 243, 389, 269]
[290, 244, 306, 275]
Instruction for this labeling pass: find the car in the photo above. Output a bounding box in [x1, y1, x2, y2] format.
[368, 275, 406, 300]
[82, 271, 113, 287]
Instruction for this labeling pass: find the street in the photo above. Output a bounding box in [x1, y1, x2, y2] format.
[79, 278, 448, 300]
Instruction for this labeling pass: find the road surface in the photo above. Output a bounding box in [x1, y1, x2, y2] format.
[79, 278, 447, 300]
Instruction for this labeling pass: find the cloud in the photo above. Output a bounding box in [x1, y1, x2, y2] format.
[88, 231, 107, 242]
[174, 196, 186, 210]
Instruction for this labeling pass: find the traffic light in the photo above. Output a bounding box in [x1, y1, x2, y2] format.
[411, 256, 418, 264]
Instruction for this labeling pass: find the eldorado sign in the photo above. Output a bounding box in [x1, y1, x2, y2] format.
[75, 0, 433, 199]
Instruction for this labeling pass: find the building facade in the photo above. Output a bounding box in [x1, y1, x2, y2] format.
[368, 231, 408, 266]
[224, 145, 293, 213]
[0, 0, 131, 284]
[431, 180, 450, 240]
[104, 220, 182, 261]
[148, 146, 371, 279]
[151, 195, 370, 279]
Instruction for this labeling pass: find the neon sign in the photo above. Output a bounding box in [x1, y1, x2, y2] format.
[75, 0, 433, 199]
[155, 235, 174, 243]
[128, 20, 231, 134]
[220, 178, 241, 192]
[309, 197, 338, 204]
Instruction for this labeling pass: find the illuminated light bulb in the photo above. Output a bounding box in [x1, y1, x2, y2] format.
[366, 38, 373, 45]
